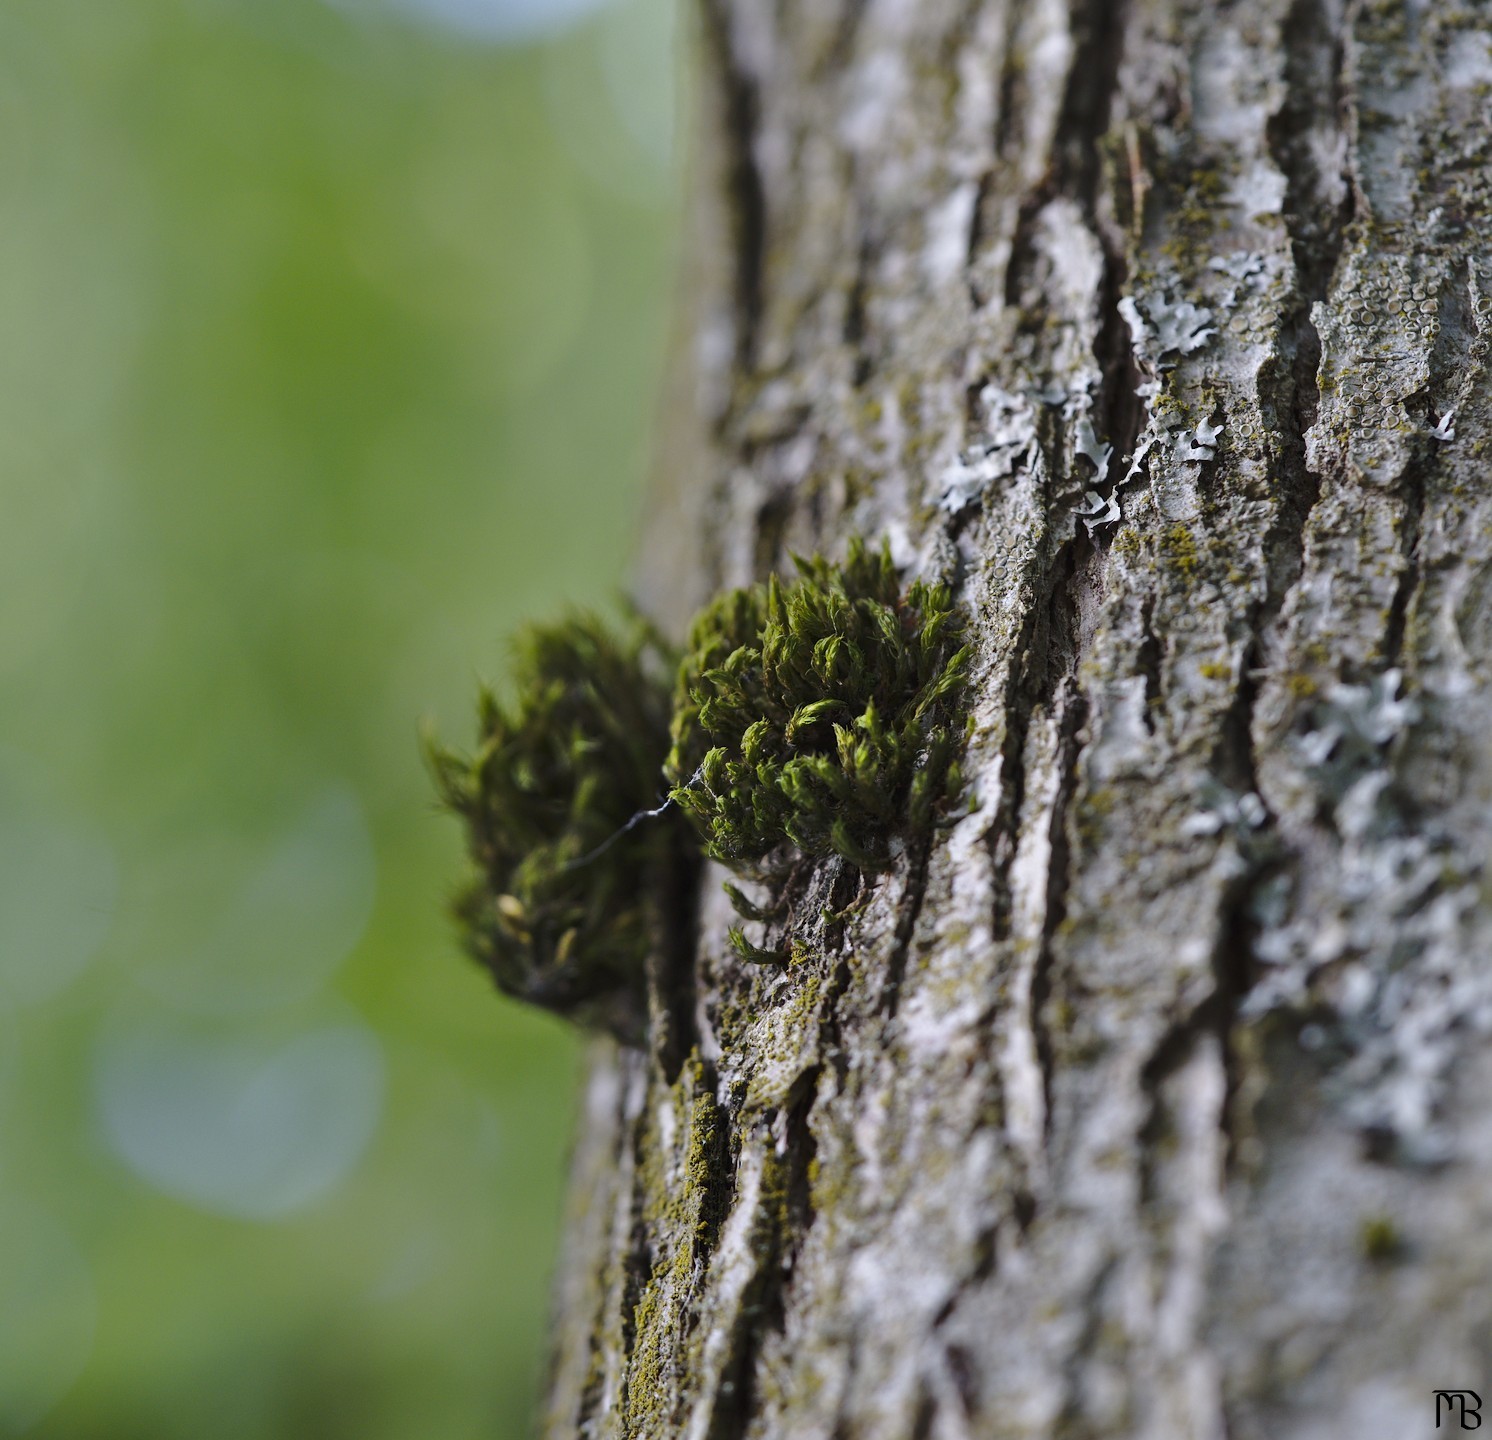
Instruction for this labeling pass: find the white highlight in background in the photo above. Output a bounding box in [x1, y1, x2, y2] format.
[135, 784, 376, 1017]
[327, 0, 617, 44]
[95, 1012, 385, 1221]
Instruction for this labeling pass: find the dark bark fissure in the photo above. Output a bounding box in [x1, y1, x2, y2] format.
[1003, 187, 1060, 314]
[1116, 0, 1355, 1201]
[908, 1387, 937, 1440]
[977, 0, 1139, 1198]
[1210, 854, 1272, 1165]
[695, 1064, 741, 1257]
[975, 10, 1026, 315]
[875, 836, 936, 1017]
[704, 1071, 821, 1440]
[982, 603, 1050, 957]
[1033, 678, 1087, 1147]
[990, 3, 1027, 166]
[843, 231, 876, 388]
[1135, 844, 1267, 1190]
[610, 1110, 665, 1432]
[1258, 0, 1348, 643]
[701, 0, 767, 376]
[650, 852, 706, 1085]
[1064, 0, 1143, 477]
[751, 488, 795, 581]
[1382, 263, 1475, 669]
[816, 0, 869, 81]
[1192, 0, 1353, 1117]
[1381, 445, 1428, 673]
[1052, 1256, 1123, 1440]
[1055, 0, 1133, 209]
[972, 553, 1094, 1208]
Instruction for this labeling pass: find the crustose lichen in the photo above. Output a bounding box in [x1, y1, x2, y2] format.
[430, 540, 971, 1033]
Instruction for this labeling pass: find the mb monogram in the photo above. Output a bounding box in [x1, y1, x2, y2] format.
[1437, 1391, 1483, 1429]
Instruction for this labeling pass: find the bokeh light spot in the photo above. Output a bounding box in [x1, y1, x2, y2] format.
[540, 0, 680, 204]
[95, 1014, 385, 1221]
[135, 785, 376, 1016]
[328, 0, 618, 45]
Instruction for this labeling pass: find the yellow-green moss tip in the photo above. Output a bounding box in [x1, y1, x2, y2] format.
[666, 538, 971, 874]
[1359, 1214, 1404, 1263]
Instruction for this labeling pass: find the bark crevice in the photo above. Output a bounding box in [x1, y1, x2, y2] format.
[700, 0, 767, 377]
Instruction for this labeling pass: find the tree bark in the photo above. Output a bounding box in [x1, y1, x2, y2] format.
[545, 1, 1492, 1435]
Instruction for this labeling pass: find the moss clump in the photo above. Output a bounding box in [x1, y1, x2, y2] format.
[665, 539, 970, 873]
[430, 539, 974, 1021]
[426, 614, 682, 1042]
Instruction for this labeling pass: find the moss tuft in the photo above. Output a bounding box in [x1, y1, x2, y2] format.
[727, 924, 789, 966]
[425, 614, 683, 1042]
[1359, 1213, 1404, 1263]
[665, 538, 970, 873]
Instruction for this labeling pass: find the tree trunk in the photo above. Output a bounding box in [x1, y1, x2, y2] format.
[544, 1, 1492, 1435]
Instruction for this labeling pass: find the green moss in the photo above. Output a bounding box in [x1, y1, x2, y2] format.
[426, 613, 683, 1042]
[666, 538, 970, 873]
[728, 924, 791, 966]
[624, 1072, 736, 1431]
[1359, 1214, 1404, 1263]
[432, 539, 974, 1033]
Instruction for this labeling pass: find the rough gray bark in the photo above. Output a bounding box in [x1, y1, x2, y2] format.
[545, 2, 1492, 1435]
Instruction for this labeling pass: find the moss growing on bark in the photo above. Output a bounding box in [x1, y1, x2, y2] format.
[431, 540, 972, 1025]
[425, 614, 681, 1042]
[666, 538, 970, 873]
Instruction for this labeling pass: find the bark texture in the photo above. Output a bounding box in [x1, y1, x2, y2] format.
[547, 2, 1492, 1435]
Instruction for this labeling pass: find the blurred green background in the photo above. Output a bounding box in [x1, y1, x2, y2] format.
[0, 0, 680, 1434]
